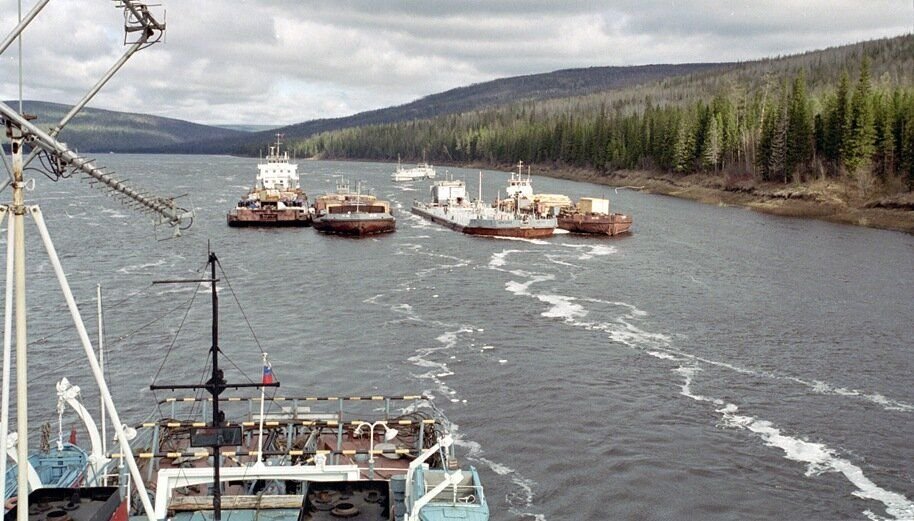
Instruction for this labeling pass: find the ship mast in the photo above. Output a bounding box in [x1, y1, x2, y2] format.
[150, 253, 279, 521]
[0, 3, 190, 521]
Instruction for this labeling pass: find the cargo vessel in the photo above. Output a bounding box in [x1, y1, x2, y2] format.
[311, 180, 396, 236]
[227, 135, 311, 227]
[411, 176, 556, 238]
[558, 197, 633, 236]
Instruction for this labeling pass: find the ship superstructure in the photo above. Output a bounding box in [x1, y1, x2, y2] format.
[227, 135, 311, 227]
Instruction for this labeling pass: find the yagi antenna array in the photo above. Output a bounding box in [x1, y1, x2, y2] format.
[0, 0, 191, 234]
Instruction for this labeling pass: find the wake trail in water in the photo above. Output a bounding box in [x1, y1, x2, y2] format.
[677, 367, 914, 521]
[490, 246, 914, 520]
[490, 248, 914, 412]
[365, 243, 548, 519]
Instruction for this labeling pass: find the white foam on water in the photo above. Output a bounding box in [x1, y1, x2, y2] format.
[489, 249, 525, 268]
[561, 243, 617, 260]
[504, 274, 554, 297]
[552, 228, 570, 234]
[544, 254, 582, 268]
[647, 350, 682, 361]
[117, 258, 167, 274]
[582, 298, 649, 317]
[536, 294, 587, 321]
[675, 367, 914, 521]
[500, 256, 913, 415]
[452, 433, 547, 521]
[492, 236, 550, 245]
[498, 359, 507, 364]
[789, 378, 914, 412]
[486, 238, 914, 519]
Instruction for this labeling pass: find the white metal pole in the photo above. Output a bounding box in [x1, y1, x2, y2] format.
[0, 209, 11, 504]
[12, 134, 28, 521]
[0, 0, 48, 57]
[30, 207, 156, 520]
[97, 285, 107, 461]
[256, 353, 266, 464]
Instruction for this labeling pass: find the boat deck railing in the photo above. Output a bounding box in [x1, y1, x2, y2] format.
[422, 482, 485, 506]
[133, 394, 442, 468]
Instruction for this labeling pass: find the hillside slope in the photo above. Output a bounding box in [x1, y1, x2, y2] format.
[4, 101, 246, 152]
[141, 63, 730, 154]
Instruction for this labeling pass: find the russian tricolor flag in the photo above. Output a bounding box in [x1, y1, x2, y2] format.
[262, 360, 275, 384]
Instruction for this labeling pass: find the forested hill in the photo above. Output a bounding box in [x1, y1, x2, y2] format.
[3, 101, 245, 152]
[142, 63, 730, 155]
[297, 34, 914, 195]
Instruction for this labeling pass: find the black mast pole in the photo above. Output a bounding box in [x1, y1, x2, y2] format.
[150, 251, 279, 521]
[210, 252, 223, 521]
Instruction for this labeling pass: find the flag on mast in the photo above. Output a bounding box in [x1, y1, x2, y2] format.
[262, 359, 275, 384]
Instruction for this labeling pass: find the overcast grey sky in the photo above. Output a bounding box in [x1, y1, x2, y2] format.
[1, 1, 911, 125]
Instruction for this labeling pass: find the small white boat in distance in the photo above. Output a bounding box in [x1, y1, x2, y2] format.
[391, 155, 437, 181]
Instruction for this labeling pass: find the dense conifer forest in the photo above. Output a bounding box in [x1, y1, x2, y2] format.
[294, 35, 914, 196]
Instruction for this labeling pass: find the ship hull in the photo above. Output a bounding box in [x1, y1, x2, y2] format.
[411, 205, 554, 238]
[557, 213, 632, 236]
[226, 209, 311, 227]
[313, 215, 396, 236]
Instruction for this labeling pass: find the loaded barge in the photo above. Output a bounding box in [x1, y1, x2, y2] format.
[312, 180, 396, 236]
[411, 178, 556, 238]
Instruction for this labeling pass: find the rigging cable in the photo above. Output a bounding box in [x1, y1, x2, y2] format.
[214, 258, 264, 354]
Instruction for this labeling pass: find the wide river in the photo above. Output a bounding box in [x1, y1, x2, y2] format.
[12, 154, 914, 520]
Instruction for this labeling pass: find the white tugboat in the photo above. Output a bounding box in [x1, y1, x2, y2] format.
[391, 155, 437, 182]
[227, 135, 311, 227]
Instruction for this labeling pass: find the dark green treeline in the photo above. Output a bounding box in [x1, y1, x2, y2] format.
[295, 58, 914, 190]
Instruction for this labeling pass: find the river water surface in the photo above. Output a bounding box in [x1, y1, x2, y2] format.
[12, 155, 914, 520]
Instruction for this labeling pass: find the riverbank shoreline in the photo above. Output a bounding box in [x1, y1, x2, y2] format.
[526, 166, 914, 235]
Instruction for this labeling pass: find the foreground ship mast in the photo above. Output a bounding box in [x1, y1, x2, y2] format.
[0, 2, 191, 520]
[150, 252, 280, 521]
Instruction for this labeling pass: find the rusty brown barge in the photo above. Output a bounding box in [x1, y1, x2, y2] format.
[557, 197, 632, 236]
[311, 180, 395, 236]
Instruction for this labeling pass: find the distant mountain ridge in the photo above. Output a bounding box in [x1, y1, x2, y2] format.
[214, 124, 280, 133]
[2, 100, 245, 153]
[138, 62, 731, 155]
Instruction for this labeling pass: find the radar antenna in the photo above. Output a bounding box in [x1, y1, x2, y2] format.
[0, 3, 183, 521]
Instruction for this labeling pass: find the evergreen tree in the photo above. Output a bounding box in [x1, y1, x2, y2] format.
[825, 71, 851, 168]
[702, 114, 722, 170]
[672, 118, 695, 173]
[767, 93, 790, 183]
[845, 58, 876, 174]
[872, 94, 895, 179]
[787, 72, 813, 178]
